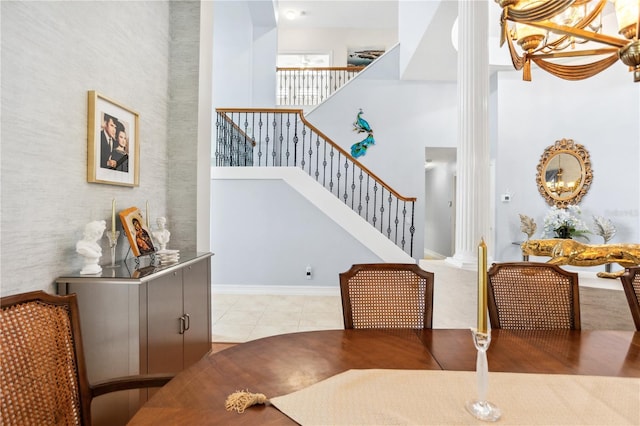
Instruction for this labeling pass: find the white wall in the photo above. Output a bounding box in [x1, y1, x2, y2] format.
[211, 178, 380, 287]
[1, 1, 201, 295]
[212, 1, 254, 107]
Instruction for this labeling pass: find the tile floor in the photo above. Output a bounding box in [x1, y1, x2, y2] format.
[212, 260, 635, 343]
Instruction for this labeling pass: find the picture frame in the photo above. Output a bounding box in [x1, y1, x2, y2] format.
[87, 91, 140, 186]
[119, 206, 156, 257]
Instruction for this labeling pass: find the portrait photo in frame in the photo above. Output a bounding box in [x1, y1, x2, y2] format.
[87, 91, 140, 186]
[119, 206, 156, 258]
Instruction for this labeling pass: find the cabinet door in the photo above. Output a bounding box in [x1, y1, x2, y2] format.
[147, 270, 184, 374]
[182, 257, 211, 368]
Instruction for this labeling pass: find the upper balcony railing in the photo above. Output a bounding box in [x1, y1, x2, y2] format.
[215, 108, 416, 257]
[276, 66, 365, 106]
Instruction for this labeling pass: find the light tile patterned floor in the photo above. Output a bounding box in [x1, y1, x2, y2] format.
[212, 294, 344, 343]
[212, 260, 635, 343]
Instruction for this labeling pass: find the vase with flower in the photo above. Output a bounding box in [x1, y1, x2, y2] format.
[543, 205, 590, 241]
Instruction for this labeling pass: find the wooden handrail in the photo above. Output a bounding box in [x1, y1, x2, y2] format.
[276, 66, 365, 72]
[216, 108, 416, 203]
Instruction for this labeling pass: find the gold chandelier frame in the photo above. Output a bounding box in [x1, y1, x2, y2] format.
[496, 0, 640, 82]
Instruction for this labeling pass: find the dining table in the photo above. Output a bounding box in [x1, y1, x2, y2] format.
[128, 328, 640, 425]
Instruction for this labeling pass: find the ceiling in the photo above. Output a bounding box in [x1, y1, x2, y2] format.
[275, 0, 399, 30]
[273, 1, 510, 81]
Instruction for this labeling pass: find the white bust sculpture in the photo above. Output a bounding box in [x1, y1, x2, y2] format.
[76, 220, 106, 275]
[152, 216, 171, 251]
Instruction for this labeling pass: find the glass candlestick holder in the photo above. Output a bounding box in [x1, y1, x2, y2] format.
[465, 329, 501, 422]
[104, 230, 120, 268]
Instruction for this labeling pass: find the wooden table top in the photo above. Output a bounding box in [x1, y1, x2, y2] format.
[129, 329, 640, 425]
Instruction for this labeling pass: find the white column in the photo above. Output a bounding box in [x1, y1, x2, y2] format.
[446, 0, 491, 269]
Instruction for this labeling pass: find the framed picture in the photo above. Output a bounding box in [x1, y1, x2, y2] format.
[347, 47, 385, 67]
[119, 206, 155, 257]
[87, 91, 140, 186]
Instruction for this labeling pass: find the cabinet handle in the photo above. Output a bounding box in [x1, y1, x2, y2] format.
[179, 315, 186, 334]
[184, 313, 190, 331]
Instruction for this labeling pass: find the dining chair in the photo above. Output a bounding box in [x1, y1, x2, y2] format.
[339, 263, 434, 329]
[487, 262, 581, 330]
[620, 266, 640, 330]
[0, 290, 173, 425]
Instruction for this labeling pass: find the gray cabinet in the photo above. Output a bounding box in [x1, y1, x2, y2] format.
[56, 252, 212, 425]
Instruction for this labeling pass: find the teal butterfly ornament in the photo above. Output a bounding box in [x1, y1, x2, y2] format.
[351, 109, 375, 158]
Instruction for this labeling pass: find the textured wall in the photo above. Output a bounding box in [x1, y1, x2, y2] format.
[1, 1, 200, 295]
[167, 1, 201, 252]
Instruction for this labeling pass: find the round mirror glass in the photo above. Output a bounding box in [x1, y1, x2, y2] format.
[536, 139, 592, 208]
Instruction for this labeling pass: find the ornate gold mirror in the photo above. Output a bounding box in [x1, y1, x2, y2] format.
[536, 138, 592, 208]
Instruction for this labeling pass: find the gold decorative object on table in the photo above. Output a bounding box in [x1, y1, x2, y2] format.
[519, 214, 537, 239]
[494, 0, 640, 82]
[593, 215, 617, 243]
[522, 239, 640, 278]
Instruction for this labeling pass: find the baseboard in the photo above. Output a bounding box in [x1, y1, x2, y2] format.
[212, 284, 340, 296]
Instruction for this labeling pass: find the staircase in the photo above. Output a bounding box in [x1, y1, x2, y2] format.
[215, 108, 416, 259]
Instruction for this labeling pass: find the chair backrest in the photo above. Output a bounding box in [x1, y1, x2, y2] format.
[339, 263, 434, 329]
[620, 266, 640, 330]
[487, 262, 581, 330]
[1, 290, 92, 425]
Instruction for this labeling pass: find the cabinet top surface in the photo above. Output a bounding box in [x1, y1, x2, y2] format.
[56, 251, 212, 284]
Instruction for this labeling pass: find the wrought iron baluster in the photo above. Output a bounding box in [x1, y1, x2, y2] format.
[372, 182, 378, 229]
[357, 168, 364, 216]
[379, 188, 385, 232]
[393, 198, 400, 243]
[401, 201, 407, 252]
[409, 202, 415, 257]
[307, 130, 314, 175]
[271, 113, 277, 166]
[314, 134, 320, 181]
[329, 147, 335, 195]
[300, 126, 307, 171]
[322, 139, 328, 187]
[365, 175, 371, 221]
[257, 113, 263, 165]
[387, 193, 393, 239]
[285, 114, 291, 166]
[350, 163, 356, 209]
[342, 158, 350, 204]
[293, 117, 299, 167]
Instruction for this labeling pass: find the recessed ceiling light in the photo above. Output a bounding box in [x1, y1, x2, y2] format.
[285, 10, 297, 20]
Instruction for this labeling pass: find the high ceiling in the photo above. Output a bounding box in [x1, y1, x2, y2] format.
[274, 1, 511, 81]
[275, 0, 399, 30]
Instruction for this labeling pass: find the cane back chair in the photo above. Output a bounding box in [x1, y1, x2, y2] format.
[487, 262, 581, 330]
[620, 266, 640, 330]
[339, 263, 435, 329]
[1, 290, 173, 425]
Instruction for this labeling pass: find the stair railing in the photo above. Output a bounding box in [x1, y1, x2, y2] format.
[215, 108, 416, 257]
[276, 66, 365, 106]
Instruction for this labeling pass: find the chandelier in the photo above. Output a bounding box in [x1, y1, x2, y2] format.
[495, 0, 640, 82]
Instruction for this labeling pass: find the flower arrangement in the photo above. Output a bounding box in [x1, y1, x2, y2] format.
[542, 205, 590, 240]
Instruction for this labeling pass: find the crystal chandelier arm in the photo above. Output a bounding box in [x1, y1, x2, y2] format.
[531, 53, 620, 80]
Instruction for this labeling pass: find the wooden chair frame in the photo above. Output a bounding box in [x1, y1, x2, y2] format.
[339, 263, 434, 329]
[1, 290, 173, 425]
[487, 262, 581, 330]
[620, 266, 640, 330]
